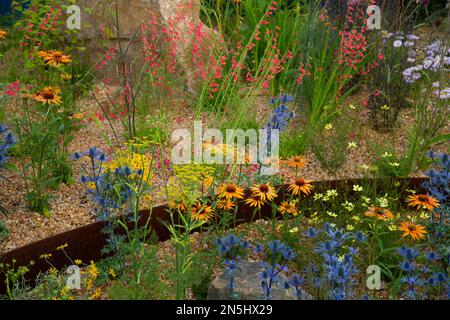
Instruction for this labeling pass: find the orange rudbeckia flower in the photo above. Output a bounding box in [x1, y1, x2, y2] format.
[38, 50, 71, 67]
[407, 194, 439, 211]
[398, 221, 427, 241]
[32, 86, 62, 106]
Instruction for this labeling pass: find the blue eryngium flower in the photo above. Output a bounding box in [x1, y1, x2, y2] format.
[215, 234, 249, 296]
[355, 230, 367, 242]
[395, 246, 440, 300]
[310, 223, 361, 300]
[285, 274, 305, 299]
[259, 240, 296, 300]
[397, 246, 420, 261]
[422, 152, 449, 224]
[254, 244, 264, 253]
[400, 261, 415, 272]
[265, 94, 295, 132]
[305, 227, 318, 238]
[0, 124, 16, 168]
[426, 251, 441, 261]
[267, 240, 287, 255]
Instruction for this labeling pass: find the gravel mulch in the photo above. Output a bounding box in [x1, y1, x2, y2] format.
[0, 84, 448, 254]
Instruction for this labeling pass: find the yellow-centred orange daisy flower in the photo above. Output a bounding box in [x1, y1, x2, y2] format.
[32, 86, 62, 106]
[287, 178, 313, 196]
[285, 155, 308, 169]
[407, 194, 439, 211]
[365, 207, 394, 220]
[216, 199, 236, 211]
[250, 183, 278, 202]
[218, 183, 244, 200]
[398, 221, 427, 241]
[0, 29, 7, 40]
[278, 201, 300, 216]
[191, 202, 213, 222]
[38, 50, 71, 67]
[244, 194, 265, 209]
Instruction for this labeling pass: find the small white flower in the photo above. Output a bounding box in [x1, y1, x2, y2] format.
[342, 201, 355, 212]
[389, 162, 400, 167]
[289, 227, 299, 234]
[419, 212, 430, 220]
[325, 123, 333, 130]
[326, 189, 338, 198]
[347, 141, 358, 149]
[382, 152, 392, 158]
[313, 193, 323, 201]
[393, 40, 403, 48]
[378, 196, 389, 208]
[353, 184, 363, 192]
[327, 211, 337, 218]
[388, 224, 397, 232]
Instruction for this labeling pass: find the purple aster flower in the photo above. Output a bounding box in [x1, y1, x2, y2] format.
[393, 40, 403, 48]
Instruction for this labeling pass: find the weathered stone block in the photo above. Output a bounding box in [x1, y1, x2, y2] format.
[207, 261, 312, 300]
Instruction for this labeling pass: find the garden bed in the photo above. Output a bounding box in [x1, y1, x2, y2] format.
[0, 0, 448, 302]
[0, 177, 427, 295]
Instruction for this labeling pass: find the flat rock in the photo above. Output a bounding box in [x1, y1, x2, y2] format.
[207, 261, 312, 300]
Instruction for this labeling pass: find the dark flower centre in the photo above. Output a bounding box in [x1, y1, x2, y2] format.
[43, 92, 55, 99]
[418, 195, 428, 202]
[226, 185, 236, 193]
[259, 184, 269, 193]
[295, 178, 305, 186]
[408, 225, 416, 232]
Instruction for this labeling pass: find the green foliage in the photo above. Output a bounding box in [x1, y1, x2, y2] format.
[279, 129, 308, 158]
[312, 109, 359, 176]
[15, 106, 74, 215]
[107, 247, 172, 300]
[188, 251, 217, 300]
[0, 220, 9, 243]
[0, 260, 33, 300]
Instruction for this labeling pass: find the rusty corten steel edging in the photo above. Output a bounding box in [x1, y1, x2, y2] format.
[0, 177, 428, 295]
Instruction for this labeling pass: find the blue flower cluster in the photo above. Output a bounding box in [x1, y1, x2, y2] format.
[0, 124, 16, 168]
[403, 40, 450, 94]
[265, 94, 295, 132]
[74, 148, 114, 220]
[257, 240, 297, 300]
[398, 246, 448, 299]
[73, 147, 135, 221]
[306, 223, 366, 300]
[215, 235, 303, 300]
[216, 234, 249, 296]
[423, 151, 449, 212]
[422, 151, 449, 249]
